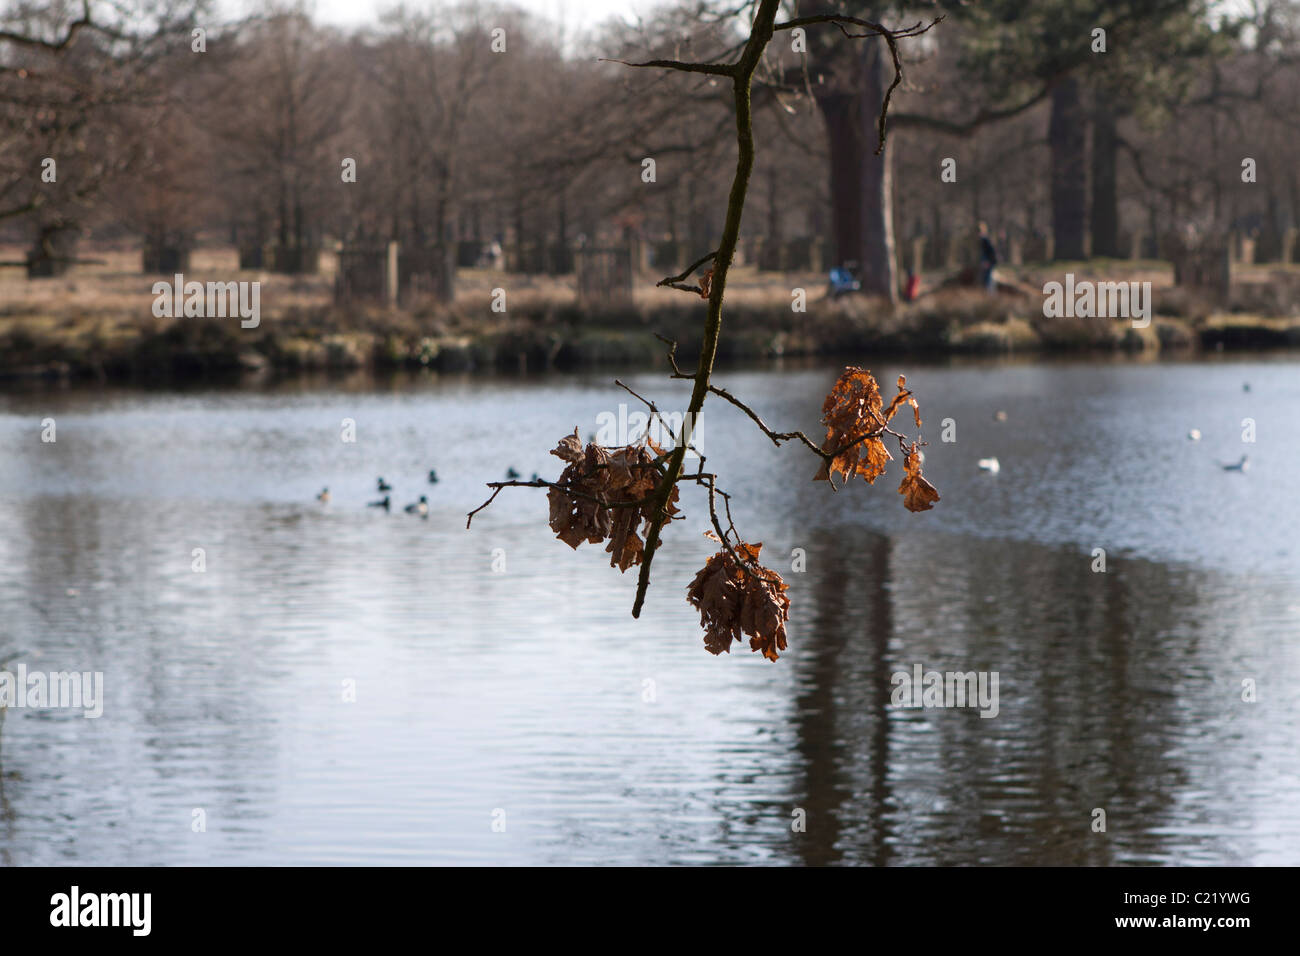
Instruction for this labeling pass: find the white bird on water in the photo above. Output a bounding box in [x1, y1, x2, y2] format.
[978, 457, 1000, 474]
[1221, 454, 1249, 472]
[1187, 429, 1201, 441]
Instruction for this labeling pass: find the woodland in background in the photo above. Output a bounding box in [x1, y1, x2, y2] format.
[2, 0, 1298, 303]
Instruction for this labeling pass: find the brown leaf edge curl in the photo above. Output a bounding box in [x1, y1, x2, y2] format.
[899, 441, 940, 513]
[815, 366, 892, 484]
[686, 534, 791, 662]
[546, 428, 681, 572]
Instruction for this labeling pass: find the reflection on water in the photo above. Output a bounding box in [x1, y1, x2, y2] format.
[0, 356, 1297, 865]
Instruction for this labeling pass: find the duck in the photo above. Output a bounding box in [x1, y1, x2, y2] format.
[377, 477, 392, 492]
[1221, 454, 1249, 472]
[404, 495, 429, 516]
[368, 495, 390, 510]
[428, 469, 439, 484]
[316, 487, 331, 503]
[1187, 429, 1201, 441]
[506, 467, 522, 480]
[977, 457, 1000, 474]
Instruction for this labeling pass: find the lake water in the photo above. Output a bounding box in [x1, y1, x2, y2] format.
[1, 354, 1298, 865]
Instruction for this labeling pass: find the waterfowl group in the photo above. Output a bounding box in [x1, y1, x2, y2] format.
[314, 470, 439, 512]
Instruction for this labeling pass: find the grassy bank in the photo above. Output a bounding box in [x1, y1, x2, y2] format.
[4, 244, 1300, 381]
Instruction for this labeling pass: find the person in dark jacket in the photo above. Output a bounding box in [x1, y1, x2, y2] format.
[978, 222, 997, 293]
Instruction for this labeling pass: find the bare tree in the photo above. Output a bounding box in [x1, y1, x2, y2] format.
[0, 0, 205, 270]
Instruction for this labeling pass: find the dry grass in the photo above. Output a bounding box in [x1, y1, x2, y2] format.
[3, 242, 1298, 377]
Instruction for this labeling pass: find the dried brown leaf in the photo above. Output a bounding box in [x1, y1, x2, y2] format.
[815, 367, 891, 484]
[899, 443, 940, 513]
[883, 374, 922, 427]
[698, 268, 713, 300]
[686, 538, 791, 662]
[545, 430, 680, 569]
[550, 428, 585, 464]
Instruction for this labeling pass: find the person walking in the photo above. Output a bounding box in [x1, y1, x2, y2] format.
[978, 222, 998, 294]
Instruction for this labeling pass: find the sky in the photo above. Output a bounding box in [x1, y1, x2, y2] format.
[286, 0, 653, 31]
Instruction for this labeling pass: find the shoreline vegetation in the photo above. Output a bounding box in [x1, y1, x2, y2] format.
[4, 245, 1300, 382]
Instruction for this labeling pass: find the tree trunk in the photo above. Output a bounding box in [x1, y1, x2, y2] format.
[1049, 75, 1088, 261]
[1289, 170, 1300, 236]
[434, 195, 457, 303]
[26, 221, 78, 278]
[817, 93, 862, 270]
[856, 39, 896, 299]
[1090, 90, 1120, 257]
[513, 196, 526, 273]
[766, 167, 781, 241]
[278, 179, 290, 250]
[814, 37, 896, 300]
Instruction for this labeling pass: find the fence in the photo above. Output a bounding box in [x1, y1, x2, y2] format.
[575, 246, 634, 308]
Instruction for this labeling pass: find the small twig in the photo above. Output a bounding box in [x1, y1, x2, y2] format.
[698, 472, 779, 583]
[657, 250, 717, 287]
[613, 379, 702, 457]
[653, 332, 898, 487]
[614, 378, 669, 437]
[773, 14, 943, 154]
[466, 475, 666, 529]
[654, 333, 687, 377]
[598, 57, 734, 77]
[701, 379, 826, 457]
[465, 486, 507, 527]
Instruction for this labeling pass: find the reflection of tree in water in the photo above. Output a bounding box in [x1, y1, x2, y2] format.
[788, 530, 895, 866]
[786, 524, 1211, 865]
[0, 647, 18, 866]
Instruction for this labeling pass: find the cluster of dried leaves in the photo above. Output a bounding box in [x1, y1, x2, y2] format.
[482, 367, 939, 665]
[547, 428, 680, 571]
[686, 535, 791, 662]
[815, 367, 939, 513]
